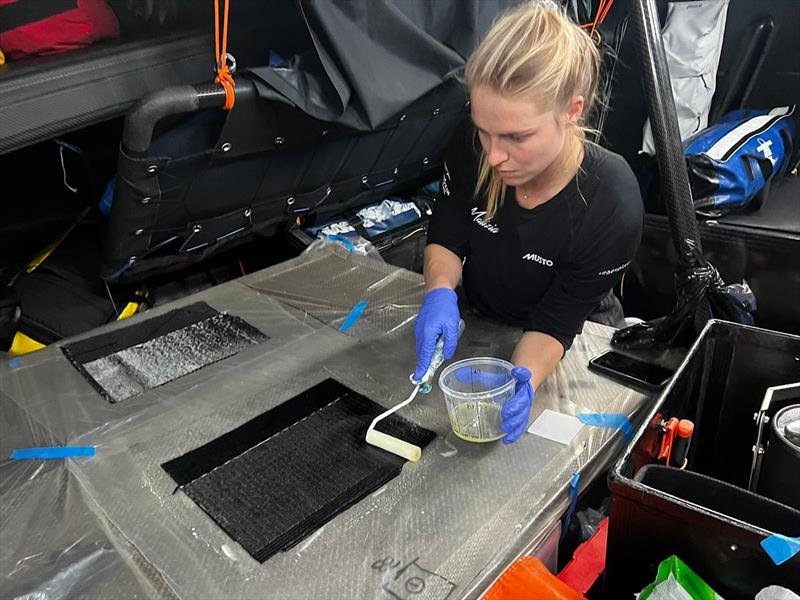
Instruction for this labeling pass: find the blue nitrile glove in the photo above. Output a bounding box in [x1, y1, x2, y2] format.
[414, 288, 460, 381]
[502, 367, 534, 444]
[455, 366, 534, 444]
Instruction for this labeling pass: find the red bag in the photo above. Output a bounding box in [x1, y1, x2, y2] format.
[0, 0, 119, 60]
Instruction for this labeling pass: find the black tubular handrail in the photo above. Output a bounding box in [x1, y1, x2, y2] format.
[121, 80, 255, 156]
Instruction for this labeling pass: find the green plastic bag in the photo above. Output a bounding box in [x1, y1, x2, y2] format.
[639, 555, 724, 600]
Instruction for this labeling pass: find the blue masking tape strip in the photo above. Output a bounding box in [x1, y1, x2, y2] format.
[561, 471, 581, 542]
[11, 446, 96, 460]
[577, 413, 634, 442]
[339, 301, 368, 333]
[327, 234, 356, 253]
[761, 534, 800, 566]
[9, 358, 22, 368]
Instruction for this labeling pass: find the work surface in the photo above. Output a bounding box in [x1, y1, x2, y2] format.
[0, 247, 649, 599]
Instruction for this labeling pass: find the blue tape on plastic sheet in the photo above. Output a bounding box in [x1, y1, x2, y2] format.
[576, 413, 634, 442]
[561, 472, 581, 542]
[9, 358, 22, 368]
[326, 234, 356, 253]
[339, 301, 368, 333]
[761, 534, 800, 565]
[11, 446, 96, 460]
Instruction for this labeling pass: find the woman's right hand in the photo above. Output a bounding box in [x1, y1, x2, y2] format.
[413, 288, 461, 381]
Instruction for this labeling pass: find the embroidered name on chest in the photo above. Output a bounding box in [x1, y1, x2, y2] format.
[470, 207, 499, 234]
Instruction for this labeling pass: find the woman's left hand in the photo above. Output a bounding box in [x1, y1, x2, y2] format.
[501, 367, 534, 444]
[455, 366, 535, 444]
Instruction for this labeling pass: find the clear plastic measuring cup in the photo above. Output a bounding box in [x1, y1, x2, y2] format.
[438, 357, 516, 442]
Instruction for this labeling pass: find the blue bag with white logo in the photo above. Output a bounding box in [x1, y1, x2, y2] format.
[684, 105, 796, 217]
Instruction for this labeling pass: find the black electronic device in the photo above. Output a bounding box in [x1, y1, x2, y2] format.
[588, 350, 675, 391]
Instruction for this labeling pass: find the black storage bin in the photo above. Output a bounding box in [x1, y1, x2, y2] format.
[287, 195, 433, 273]
[607, 320, 800, 598]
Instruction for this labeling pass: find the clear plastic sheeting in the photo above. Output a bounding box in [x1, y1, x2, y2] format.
[0, 460, 175, 600]
[247, 244, 425, 338]
[1, 246, 649, 599]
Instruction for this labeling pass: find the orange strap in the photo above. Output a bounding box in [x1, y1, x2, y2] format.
[580, 0, 614, 39]
[214, 0, 235, 110]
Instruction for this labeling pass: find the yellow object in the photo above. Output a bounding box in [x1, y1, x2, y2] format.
[365, 429, 422, 463]
[365, 384, 423, 462]
[8, 332, 46, 357]
[117, 302, 140, 320]
[26, 208, 90, 274]
[0, 49, 5, 65]
[9, 301, 141, 357]
[7, 208, 144, 357]
[450, 402, 504, 443]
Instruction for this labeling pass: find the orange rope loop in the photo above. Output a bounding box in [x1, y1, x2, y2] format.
[581, 0, 615, 40]
[214, 0, 235, 110]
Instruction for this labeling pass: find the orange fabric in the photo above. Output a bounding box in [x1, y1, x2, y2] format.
[484, 557, 586, 600]
[213, 0, 235, 110]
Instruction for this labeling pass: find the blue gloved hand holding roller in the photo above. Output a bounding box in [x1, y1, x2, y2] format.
[414, 288, 461, 381]
[366, 303, 462, 462]
[455, 366, 535, 444]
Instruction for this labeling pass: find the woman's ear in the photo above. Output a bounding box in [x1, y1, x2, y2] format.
[566, 95, 585, 124]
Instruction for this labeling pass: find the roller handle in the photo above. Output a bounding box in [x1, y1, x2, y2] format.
[669, 419, 694, 468]
[413, 319, 465, 394]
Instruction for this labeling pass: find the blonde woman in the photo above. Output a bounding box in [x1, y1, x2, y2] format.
[414, 2, 644, 443]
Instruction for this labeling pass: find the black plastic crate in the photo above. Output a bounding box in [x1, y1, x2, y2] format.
[288, 195, 432, 273]
[606, 320, 800, 598]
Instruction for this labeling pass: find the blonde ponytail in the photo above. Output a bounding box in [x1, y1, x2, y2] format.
[464, 1, 600, 219]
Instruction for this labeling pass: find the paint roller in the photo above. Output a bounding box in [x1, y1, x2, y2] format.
[366, 320, 465, 462]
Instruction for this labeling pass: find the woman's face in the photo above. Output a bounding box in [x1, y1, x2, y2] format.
[470, 85, 582, 188]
